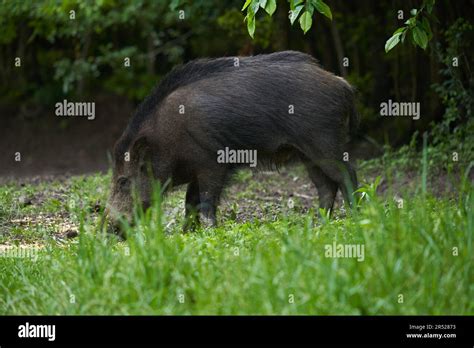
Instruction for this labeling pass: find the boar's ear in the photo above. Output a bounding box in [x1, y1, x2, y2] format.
[129, 136, 152, 170]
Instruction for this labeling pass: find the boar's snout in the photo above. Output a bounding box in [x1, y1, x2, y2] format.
[103, 199, 132, 235]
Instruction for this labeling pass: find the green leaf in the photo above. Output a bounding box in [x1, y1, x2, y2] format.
[259, 0, 267, 8]
[401, 29, 407, 43]
[392, 27, 407, 43]
[250, 0, 260, 15]
[385, 32, 402, 53]
[393, 27, 406, 35]
[247, 13, 256, 38]
[289, 4, 304, 25]
[412, 26, 428, 49]
[404, 17, 417, 27]
[290, 0, 304, 11]
[242, 0, 252, 11]
[312, 0, 332, 20]
[425, 0, 435, 13]
[264, 0, 276, 15]
[299, 11, 313, 34]
[421, 17, 432, 40]
[169, 0, 180, 11]
[410, 8, 418, 16]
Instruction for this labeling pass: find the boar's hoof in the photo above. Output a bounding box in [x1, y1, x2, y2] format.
[200, 215, 217, 229]
[182, 218, 199, 233]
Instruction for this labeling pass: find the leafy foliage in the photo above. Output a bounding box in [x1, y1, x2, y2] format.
[0, 0, 228, 103]
[385, 0, 435, 52]
[242, 0, 332, 37]
[428, 18, 474, 172]
[431, 18, 473, 142]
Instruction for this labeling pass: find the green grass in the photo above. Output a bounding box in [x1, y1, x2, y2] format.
[0, 151, 473, 315]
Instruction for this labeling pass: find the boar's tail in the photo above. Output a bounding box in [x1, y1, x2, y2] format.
[345, 81, 360, 138]
[349, 101, 360, 137]
[344, 80, 360, 141]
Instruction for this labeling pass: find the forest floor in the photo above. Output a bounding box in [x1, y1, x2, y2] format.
[0, 147, 472, 314]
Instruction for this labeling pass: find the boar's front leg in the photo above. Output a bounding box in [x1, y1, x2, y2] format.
[196, 169, 227, 228]
[304, 163, 338, 213]
[317, 159, 358, 208]
[183, 180, 200, 232]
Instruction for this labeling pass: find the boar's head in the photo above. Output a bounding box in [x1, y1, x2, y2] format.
[105, 133, 155, 233]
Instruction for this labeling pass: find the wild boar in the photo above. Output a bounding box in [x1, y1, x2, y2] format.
[106, 50, 359, 232]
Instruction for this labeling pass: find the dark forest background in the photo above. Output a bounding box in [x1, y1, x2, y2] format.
[0, 0, 472, 177]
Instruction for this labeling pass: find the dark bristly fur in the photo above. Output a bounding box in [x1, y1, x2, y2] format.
[114, 51, 327, 160]
[107, 50, 360, 232]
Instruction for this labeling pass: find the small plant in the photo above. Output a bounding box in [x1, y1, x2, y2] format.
[355, 176, 382, 205]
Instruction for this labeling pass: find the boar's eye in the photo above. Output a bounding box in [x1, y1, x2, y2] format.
[116, 176, 130, 190]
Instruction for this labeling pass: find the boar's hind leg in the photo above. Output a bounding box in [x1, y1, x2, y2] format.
[183, 180, 200, 232]
[304, 163, 338, 213]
